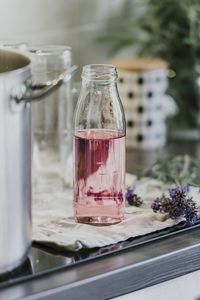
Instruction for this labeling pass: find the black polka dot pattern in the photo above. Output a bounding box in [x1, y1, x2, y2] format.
[127, 120, 134, 127]
[138, 77, 144, 85]
[117, 69, 168, 149]
[138, 106, 144, 113]
[137, 134, 143, 142]
[147, 91, 153, 98]
[147, 120, 152, 126]
[128, 92, 134, 99]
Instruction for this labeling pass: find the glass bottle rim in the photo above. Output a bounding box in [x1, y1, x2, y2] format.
[82, 64, 117, 81]
[28, 45, 71, 56]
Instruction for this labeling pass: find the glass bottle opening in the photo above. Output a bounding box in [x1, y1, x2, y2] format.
[82, 64, 117, 81]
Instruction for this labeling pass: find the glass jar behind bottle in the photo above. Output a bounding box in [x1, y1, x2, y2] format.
[29, 45, 73, 191]
[73, 64, 126, 225]
[0, 40, 28, 51]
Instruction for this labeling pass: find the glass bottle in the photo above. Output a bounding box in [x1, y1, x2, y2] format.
[73, 64, 126, 225]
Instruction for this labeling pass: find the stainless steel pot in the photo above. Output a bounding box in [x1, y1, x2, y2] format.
[0, 49, 77, 274]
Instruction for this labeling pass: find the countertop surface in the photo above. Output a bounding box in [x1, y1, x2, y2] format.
[114, 269, 200, 300]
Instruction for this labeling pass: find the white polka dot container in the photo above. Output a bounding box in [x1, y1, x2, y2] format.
[110, 58, 176, 149]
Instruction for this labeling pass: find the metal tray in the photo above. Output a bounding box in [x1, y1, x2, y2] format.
[0, 220, 198, 290]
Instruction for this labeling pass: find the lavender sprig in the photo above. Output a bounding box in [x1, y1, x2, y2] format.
[140, 154, 199, 187]
[126, 187, 143, 207]
[151, 186, 200, 226]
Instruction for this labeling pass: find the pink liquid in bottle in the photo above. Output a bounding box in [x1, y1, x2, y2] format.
[74, 129, 125, 225]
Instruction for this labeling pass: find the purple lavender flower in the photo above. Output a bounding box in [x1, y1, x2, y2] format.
[151, 186, 200, 226]
[126, 187, 135, 199]
[168, 188, 176, 197]
[183, 185, 190, 193]
[126, 187, 143, 207]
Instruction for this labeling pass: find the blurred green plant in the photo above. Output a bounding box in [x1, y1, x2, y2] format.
[140, 153, 199, 187]
[98, 0, 200, 129]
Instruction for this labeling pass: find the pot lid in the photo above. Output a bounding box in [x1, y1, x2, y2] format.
[0, 49, 30, 74]
[109, 58, 168, 72]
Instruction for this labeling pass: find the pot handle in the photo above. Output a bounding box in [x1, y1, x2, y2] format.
[14, 65, 78, 103]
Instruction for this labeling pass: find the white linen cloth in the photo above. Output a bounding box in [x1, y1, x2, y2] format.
[32, 173, 200, 251]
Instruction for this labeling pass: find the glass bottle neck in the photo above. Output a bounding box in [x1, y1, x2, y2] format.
[82, 77, 117, 87]
[80, 78, 119, 102]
